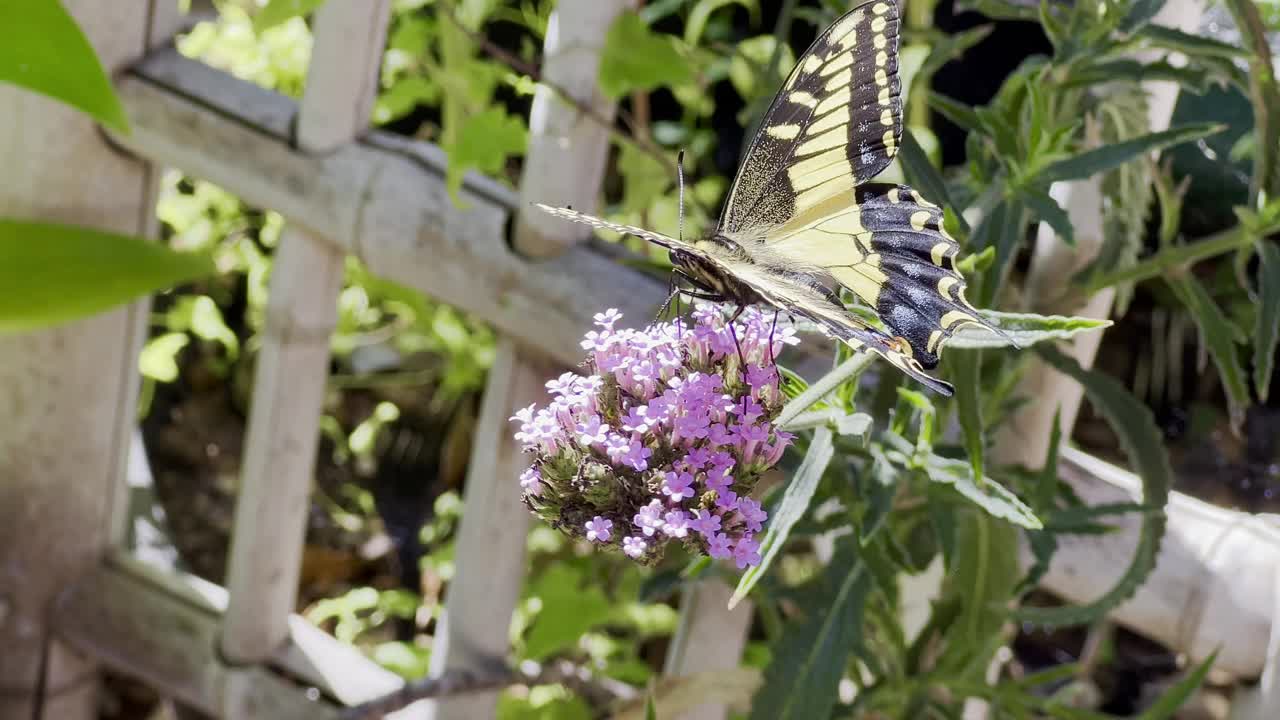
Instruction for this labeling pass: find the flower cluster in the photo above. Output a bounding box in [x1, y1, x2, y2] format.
[511, 305, 797, 568]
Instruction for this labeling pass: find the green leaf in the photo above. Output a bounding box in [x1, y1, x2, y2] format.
[1134, 650, 1217, 720]
[969, 198, 1025, 307]
[900, 131, 970, 234]
[1138, 24, 1249, 61]
[1016, 412, 1062, 594]
[139, 333, 190, 383]
[730, 426, 834, 608]
[444, 107, 527, 201]
[947, 311, 1111, 350]
[645, 691, 658, 720]
[1035, 123, 1225, 183]
[948, 349, 986, 487]
[686, 0, 757, 46]
[253, 0, 327, 33]
[618, 141, 671, 214]
[776, 353, 874, 429]
[1167, 275, 1249, 430]
[0, 220, 215, 333]
[927, 91, 981, 133]
[1022, 187, 1074, 245]
[599, 12, 694, 99]
[1255, 241, 1280, 401]
[1084, 223, 1264, 293]
[1119, 0, 1167, 33]
[0, 1, 129, 133]
[749, 538, 871, 720]
[523, 564, 613, 660]
[1013, 345, 1172, 627]
[924, 456, 1042, 530]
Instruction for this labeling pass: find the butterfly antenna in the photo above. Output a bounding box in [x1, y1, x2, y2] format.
[676, 148, 686, 243]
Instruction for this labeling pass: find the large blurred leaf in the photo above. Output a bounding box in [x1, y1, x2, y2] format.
[444, 107, 527, 200]
[1167, 274, 1250, 429]
[0, 220, 214, 333]
[599, 12, 694, 99]
[522, 564, 613, 660]
[730, 426, 834, 608]
[749, 538, 871, 720]
[1035, 123, 1224, 183]
[1013, 345, 1172, 627]
[1256, 241, 1280, 400]
[0, 0, 128, 133]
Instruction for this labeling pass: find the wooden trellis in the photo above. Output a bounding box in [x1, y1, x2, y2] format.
[2, 2, 1280, 720]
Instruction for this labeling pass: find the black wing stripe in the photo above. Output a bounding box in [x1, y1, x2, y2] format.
[719, 0, 902, 234]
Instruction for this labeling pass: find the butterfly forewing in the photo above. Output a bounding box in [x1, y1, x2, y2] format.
[719, 0, 902, 234]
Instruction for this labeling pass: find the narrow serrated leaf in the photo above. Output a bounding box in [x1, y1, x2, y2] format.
[1013, 345, 1172, 627]
[1134, 650, 1217, 719]
[1036, 123, 1224, 183]
[749, 539, 871, 720]
[1167, 274, 1250, 430]
[926, 457, 1042, 529]
[948, 311, 1111, 349]
[1023, 186, 1074, 245]
[0, 220, 215, 333]
[1255, 241, 1280, 400]
[730, 426, 834, 608]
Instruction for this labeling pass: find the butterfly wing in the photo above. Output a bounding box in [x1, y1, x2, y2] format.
[752, 183, 1002, 370]
[534, 203, 696, 253]
[719, 0, 902, 234]
[718, 260, 955, 395]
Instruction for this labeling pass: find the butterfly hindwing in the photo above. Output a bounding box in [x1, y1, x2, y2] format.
[719, 0, 902, 234]
[754, 183, 998, 369]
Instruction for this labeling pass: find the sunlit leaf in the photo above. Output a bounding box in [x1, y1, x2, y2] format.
[444, 106, 527, 201]
[948, 311, 1110, 350]
[0, 220, 215, 333]
[730, 426, 834, 608]
[0, 0, 129, 133]
[523, 564, 613, 660]
[924, 456, 1042, 530]
[139, 333, 189, 383]
[599, 12, 694, 99]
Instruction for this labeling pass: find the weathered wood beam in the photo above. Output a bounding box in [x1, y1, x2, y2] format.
[110, 49, 669, 368]
[54, 552, 418, 719]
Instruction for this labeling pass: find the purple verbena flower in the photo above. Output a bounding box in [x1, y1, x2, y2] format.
[623, 536, 648, 558]
[585, 516, 613, 542]
[512, 306, 790, 568]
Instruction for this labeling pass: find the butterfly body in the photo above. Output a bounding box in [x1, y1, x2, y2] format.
[536, 0, 1003, 395]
